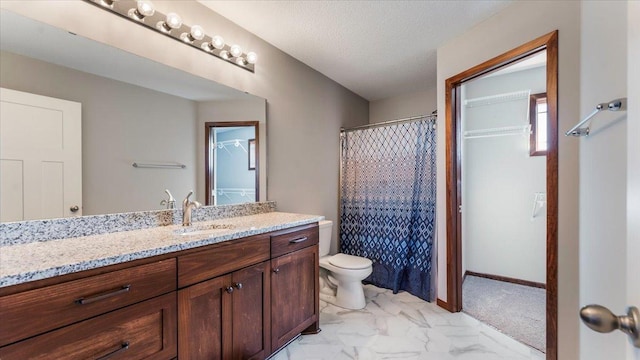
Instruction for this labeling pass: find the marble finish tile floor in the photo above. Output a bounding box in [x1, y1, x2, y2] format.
[273, 285, 545, 360]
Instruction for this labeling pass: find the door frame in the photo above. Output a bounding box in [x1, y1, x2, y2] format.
[444, 31, 558, 358]
[204, 121, 260, 206]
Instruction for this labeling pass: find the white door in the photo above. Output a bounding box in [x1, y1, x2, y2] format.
[579, 2, 638, 359]
[0, 87, 82, 221]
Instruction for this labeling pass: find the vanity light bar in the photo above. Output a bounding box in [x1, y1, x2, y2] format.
[84, 0, 256, 73]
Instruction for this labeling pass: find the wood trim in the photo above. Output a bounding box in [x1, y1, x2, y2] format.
[445, 30, 558, 360]
[545, 30, 559, 360]
[204, 121, 260, 205]
[444, 77, 460, 313]
[436, 298, 450, 311]
[464, 271, 546, 289]
[445, 31, 557, 85]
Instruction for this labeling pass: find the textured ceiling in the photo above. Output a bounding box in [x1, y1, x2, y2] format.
[198, 0, 512, 101]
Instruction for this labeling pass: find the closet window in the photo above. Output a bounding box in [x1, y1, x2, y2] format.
[530, 93, 547, 156]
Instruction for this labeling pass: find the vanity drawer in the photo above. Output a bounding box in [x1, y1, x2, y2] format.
[178, 234, 270, 288]
[0, 292, 177, 360]
[270, 224, 319, 258]
[0, 259, 176, 346]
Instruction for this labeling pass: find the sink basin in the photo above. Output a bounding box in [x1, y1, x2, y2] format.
[174, 223, 235, 236]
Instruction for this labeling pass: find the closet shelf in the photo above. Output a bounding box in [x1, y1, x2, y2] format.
[464, 90, 530, 108]
[213, 188, 255, 199]
[463, 125, 531, 139]
[213, 139, 248, 153]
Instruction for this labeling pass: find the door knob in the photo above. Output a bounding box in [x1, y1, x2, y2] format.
[70, 205, 79, 213]
[234, 283, 243, 290]
[580, 304, 640, 348]
[225, 286, 234, 294]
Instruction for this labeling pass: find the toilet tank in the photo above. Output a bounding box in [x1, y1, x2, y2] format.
[318, 220, 333, 257]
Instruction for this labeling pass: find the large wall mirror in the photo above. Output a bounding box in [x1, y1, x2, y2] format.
[0, 9, 267, 222]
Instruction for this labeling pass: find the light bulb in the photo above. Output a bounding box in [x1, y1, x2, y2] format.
[246, 52, 257, 64]
[165, 13, 183, 29]
[219, 50, 230, 60]
[230, 44, 242, 58]
[211, 35, 225, 50]
[128, 0, 154, 20]
[236, 57, 247, 66]
[157, 12, 182, 33]
[181, 25, 205, 43]
[190, 25, 205, 40]
[137, 0, 155, 16]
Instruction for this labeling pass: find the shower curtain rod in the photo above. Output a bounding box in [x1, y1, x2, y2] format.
[340, 113, 436, 133]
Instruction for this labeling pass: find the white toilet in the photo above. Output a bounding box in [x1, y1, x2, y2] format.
[318, 220, 373, 310]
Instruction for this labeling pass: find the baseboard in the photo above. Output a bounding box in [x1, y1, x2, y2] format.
[436, 298, 449, 311]
[464, 270, 546, 289]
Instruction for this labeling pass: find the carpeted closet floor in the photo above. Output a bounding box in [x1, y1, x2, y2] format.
[462, 275, 546, 353]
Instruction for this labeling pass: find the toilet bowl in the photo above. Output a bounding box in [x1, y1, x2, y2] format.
[318, 220, 372, 310]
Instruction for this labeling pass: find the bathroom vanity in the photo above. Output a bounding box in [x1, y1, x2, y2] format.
[0, 212, 321, 359]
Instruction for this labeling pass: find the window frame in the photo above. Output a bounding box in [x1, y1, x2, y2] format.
[529, 92, 548, 156]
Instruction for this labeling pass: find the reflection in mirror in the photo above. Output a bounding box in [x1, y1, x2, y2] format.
[205, 122, 259, 206]
[0, 9, 267, 222]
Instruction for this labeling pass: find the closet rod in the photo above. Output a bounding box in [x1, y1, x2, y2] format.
[341, 113, 436, 133]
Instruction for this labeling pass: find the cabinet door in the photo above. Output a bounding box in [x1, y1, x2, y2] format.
[178, 274, 232, 360]
[231, 262, 270, 360]
[271, 245, 319, 350]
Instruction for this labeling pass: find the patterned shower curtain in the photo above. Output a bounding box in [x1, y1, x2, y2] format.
[340, 116, 436, 301]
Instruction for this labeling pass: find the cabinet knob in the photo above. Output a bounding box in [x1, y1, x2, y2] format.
[225, 286, 234, 294]
[234, 283, 243, 290]
[273, 268, 280, 274]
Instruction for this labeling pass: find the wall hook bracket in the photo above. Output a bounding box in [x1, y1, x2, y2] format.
[565, 98, 627, 137]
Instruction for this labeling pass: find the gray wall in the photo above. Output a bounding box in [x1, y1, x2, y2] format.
[369, 87, 437, 124]
[461, 67, 547, 284]
[1, 1, 370, 253]
[437, 1, 581, 357]
[0, 50, 197, 215]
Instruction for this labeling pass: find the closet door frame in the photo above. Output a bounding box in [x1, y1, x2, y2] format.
[443, 30, 558, 359]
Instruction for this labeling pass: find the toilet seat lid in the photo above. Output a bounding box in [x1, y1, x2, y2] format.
[328, 254, 372, 270]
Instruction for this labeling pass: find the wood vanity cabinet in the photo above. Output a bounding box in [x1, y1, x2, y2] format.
[0, 222, 320, 360]
[270, 224, 320, 350]
[177, 234, 271, 359]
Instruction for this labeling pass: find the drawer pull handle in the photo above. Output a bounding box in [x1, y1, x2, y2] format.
[289, 236, 308, 244]
[273, 268, 280, 274]
[225, 286, 234, 294]
[96, 341, 129, 360]
[75, 285, 131, 305]
[234, 282, 243, 290]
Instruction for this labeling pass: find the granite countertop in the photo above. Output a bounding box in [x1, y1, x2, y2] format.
[0, 212, 323, 288]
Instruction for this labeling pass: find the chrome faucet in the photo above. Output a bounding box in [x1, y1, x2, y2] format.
[160, 189, 175, 209]
[182, 190, 201, 226]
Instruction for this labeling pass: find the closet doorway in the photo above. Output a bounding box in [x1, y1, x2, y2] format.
[445, 31, 558, 359]
[204, 121, 259, 206]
